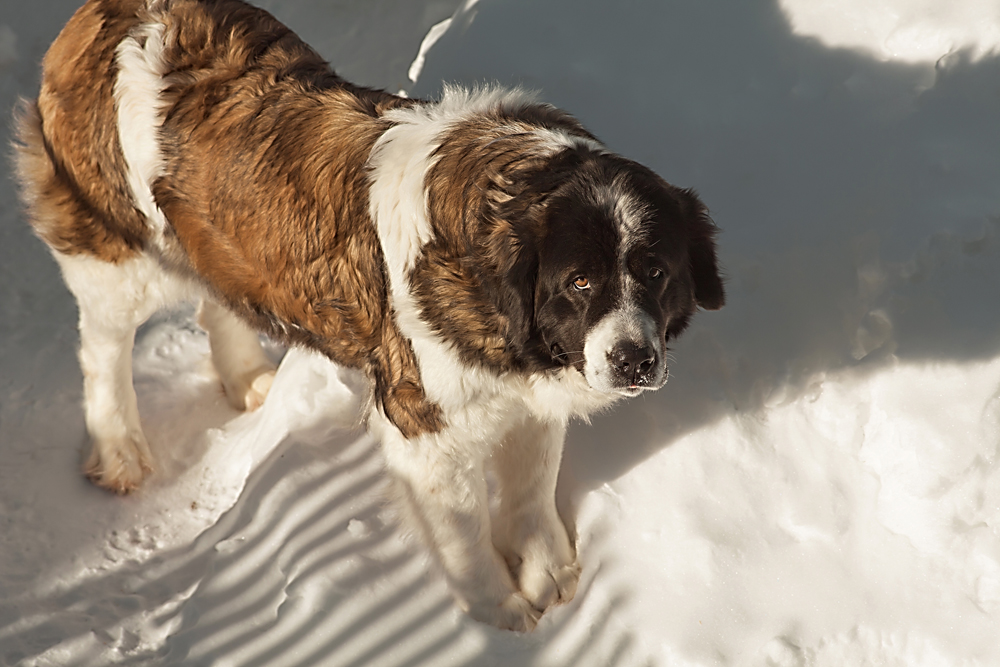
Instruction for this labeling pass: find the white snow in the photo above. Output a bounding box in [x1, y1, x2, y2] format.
[2, 0, 1000, 665]
[780, 0, 1000, 63]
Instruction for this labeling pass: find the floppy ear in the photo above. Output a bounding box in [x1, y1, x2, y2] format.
[476, 201, 542, 357]
[475, 149, 584, 364]
[679, 188, 725, 310]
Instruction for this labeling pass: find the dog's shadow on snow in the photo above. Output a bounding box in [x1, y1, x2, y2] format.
[2, 394, 638, 667]
[0, 308, 642, 665]
[0, 432, 435, 666]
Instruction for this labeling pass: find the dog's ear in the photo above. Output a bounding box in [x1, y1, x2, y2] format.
[679, 188, 725, 310]
[476, 199, 541, 355]
[475, 149, 587, 362]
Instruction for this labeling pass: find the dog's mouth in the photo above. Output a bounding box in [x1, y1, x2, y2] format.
[617, 371, 667, 396]
[549, 342, 585, 368]
[550, 342, 565, 363]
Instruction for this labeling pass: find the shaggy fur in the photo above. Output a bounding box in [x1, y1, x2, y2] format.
[14, 0, 724, 631]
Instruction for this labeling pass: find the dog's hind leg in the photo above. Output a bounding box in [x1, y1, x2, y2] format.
[55, 253, 181, 493]
[197, 299, 276, 412]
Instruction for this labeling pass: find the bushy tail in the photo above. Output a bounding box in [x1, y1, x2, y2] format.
[10, 98, 57, 246]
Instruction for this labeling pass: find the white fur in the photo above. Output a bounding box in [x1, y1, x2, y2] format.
[56, 250, 275, 492]
[583, 305, 664, 394]
[114, 19, 171, 243]
[531, 125, 604, 155]
[55, 252, 191, 491]
[198, 300, 277, 412]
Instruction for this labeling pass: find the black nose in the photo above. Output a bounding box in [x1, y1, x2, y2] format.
[609, 343, 657, 385]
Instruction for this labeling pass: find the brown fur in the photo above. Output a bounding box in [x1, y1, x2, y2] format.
[16, 0, 442, 437]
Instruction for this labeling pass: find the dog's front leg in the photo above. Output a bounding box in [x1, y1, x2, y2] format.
[376, 418, 541, 632]
[491, 417, 580, 613]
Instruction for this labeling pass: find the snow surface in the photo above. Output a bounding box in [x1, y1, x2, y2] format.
[2, 0, 1000, 665]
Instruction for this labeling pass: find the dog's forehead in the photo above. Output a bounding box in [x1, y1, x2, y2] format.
[538, 156, 693, 275]
[584, 173, 689, 264]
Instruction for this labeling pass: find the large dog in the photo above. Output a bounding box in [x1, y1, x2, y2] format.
[15, 0, 724, 631]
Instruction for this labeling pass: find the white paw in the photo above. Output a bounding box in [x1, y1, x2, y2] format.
[518, 557, 581, 611]
[83, 433, 154, 494]
[495, 510, 580, 612]
[222, 366, 276, 412]
[466, 592, 542, 632]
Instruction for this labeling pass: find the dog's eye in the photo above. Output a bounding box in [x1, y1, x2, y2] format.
[572, 276, 591, 290]
[649, 267, 665, 280]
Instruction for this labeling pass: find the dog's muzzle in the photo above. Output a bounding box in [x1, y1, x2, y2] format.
[583, 308, 667, 395]
[608, 341, 658, 388]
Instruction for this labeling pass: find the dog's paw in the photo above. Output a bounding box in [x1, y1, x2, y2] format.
[495, 508, 580, 611]
[83, 433, 154, 494]
[222, 365, 276, 412]
[466, 592, 541, 632]
[518, 557, 581, 611]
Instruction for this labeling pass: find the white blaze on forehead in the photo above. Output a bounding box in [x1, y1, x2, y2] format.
[581, 178, 669, 394]
[589, 177, 652, 251]
[114, 19, 171, 241]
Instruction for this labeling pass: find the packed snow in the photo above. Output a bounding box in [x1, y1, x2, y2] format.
[2, 0, 1000, 665]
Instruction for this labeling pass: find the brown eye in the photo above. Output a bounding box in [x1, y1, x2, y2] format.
[649, 267, 664, 280]
[573, 276, 591, 290]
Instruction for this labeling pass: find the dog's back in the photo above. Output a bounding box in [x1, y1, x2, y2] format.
[18, 0, 401, 351]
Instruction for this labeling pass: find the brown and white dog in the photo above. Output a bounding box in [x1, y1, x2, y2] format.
[14, 0, 724, 631]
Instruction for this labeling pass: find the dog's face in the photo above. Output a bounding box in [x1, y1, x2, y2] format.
[531, 155, 724, 395]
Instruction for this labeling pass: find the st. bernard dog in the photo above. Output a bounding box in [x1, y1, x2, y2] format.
[15, 0, 724, 631]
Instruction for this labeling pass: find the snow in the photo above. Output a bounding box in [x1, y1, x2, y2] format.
[2, 0, 1000, 665]
[779, 0, 1000, 63]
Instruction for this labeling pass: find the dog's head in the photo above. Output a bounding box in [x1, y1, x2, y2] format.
[488, 150, 724, 395]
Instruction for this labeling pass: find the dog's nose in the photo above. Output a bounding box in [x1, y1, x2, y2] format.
[609, 343, 657, 385]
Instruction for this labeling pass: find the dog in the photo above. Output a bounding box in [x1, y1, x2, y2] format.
[14, 0, 724, 631]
